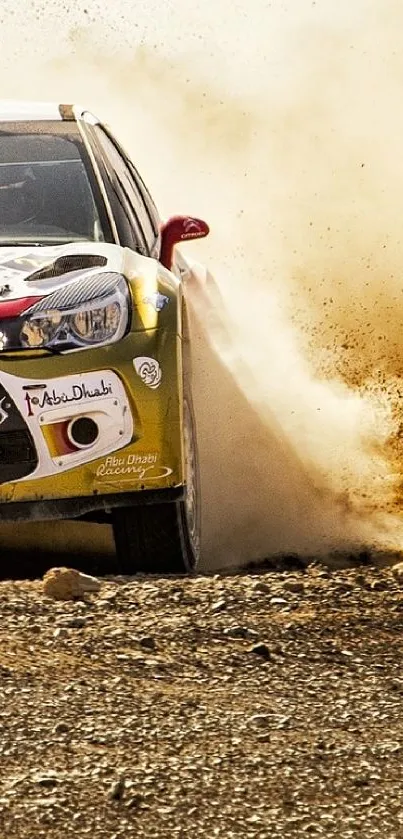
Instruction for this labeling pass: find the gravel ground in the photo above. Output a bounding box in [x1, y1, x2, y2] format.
[1, 561, 403, 838]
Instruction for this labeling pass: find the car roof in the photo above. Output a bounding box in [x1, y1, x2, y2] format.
[0, 101, 99, 124]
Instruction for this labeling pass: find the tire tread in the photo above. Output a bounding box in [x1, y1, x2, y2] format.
[112, 501, 192, 574]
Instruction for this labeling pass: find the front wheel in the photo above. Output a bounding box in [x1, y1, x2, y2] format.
[111, 399, 200, 574]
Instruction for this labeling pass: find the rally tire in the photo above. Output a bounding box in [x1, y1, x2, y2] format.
[111, 399, 200, 574]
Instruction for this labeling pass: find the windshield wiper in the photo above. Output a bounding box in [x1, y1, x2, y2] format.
[0, 241, 43, 247]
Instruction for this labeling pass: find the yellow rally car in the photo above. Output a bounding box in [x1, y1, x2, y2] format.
[0, 101, 209, 573]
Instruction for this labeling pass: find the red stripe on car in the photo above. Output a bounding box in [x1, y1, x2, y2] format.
[0, 297, 44, 318]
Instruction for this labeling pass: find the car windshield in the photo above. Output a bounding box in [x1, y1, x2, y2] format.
[0, 131, 105, 246]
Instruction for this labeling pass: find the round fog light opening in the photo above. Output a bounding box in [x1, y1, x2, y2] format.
[67, 416, 99, 449]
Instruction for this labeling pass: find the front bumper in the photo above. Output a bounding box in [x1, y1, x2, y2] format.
[0, 486, 184, 522]
[0, 329, 185, 514]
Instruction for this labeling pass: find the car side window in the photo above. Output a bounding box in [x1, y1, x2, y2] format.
[86, 126, 159, 258]
[110, 137, 162, 260]
[123, 158, 162, 259]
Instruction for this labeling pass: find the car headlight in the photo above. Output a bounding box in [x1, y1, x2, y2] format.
[20, 272, 129, 351]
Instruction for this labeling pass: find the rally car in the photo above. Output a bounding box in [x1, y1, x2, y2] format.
[0, 101, 209, 573]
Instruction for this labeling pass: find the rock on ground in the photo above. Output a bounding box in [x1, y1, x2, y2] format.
[42, 567, 102, 601]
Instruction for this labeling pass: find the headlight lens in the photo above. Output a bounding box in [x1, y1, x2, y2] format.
[20, 275, 129, 351]
[71, 302, 121, 343]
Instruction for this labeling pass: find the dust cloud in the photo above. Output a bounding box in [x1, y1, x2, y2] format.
[1, 0, 403, 568]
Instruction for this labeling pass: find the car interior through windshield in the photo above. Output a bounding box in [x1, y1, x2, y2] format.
[0, 131, 105, 245]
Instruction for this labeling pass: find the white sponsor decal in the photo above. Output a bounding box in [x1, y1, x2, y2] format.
[96, 452, 172, 481]
[133, 357, 162, 390]
[0, 367, 133, 480]
[25, 379, 113, 416]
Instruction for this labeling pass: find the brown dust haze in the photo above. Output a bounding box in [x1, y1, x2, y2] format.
[1, 1, 403, 568]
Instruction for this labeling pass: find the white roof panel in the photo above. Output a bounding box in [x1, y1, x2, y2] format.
[0, 100, 63, 121]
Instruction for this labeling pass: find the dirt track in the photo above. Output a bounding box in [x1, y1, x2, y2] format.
[0, 559, 403, 838]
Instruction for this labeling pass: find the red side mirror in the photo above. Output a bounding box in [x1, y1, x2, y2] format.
[160, 215, 210, 269]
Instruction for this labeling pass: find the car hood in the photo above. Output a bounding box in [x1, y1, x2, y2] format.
[0, 242, 155, 303]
